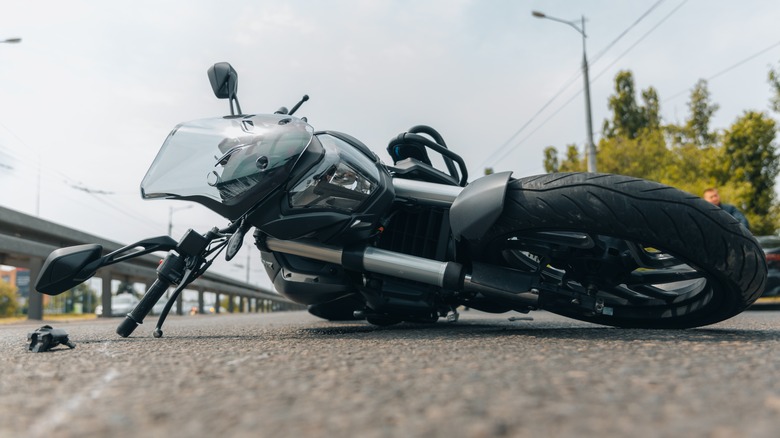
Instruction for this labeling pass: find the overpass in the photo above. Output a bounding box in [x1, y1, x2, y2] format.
[0, 205, 301, 319]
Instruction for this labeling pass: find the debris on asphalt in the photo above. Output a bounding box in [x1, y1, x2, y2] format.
[27, 325, 76, 353]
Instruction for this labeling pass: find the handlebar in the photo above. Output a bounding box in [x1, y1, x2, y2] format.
[116, 278, 172, 338]
[115, 228, 223, 338]
[116, 251, 186, 338]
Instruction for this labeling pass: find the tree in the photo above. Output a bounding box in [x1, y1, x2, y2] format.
[48, 283, 99, 314]
[663, 143, 722, 196]
[721, 111, 778, 233]
[597, 129, 670, 181]
[0, 281, 19, 317]
[641, 87, 661, 132]
[769, 62, 780, 113]
[686, 79, 719, 147]
[603, 71, 659, 140]
[663, 79, 722, 194]
[543, 146, 558, 173]
[595, 71, 669, 181]
[72, 283, 99, 314]
[540, 70, 780, 235]
[668, 79, 720, 149]
[545, 71, 663, 176]
[543, 144, 586, 173]
[559, 144, 587, 172]
[116, 280, 136, 295]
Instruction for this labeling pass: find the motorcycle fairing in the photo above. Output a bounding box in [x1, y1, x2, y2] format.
[449, 171, 512, 241]
[140, 114, 314, 219]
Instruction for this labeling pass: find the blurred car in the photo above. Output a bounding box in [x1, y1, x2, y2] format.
[95, 293, 140, 316]
[183, 302, 226, 315]
[755, 235, 780, 302]
[151, 297, 171, 315]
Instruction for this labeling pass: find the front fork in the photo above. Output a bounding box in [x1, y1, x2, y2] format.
[258, 236, 542, 312]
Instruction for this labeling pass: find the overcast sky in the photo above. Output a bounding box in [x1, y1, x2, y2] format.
[2, 0, 780, 288]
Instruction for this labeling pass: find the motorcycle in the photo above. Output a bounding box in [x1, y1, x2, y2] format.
[35, 62, 767, 337]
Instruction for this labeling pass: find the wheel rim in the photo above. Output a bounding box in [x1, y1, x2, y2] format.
[492, 231, 720, 322]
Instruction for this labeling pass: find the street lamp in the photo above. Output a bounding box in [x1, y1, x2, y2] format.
[532, 10, 597, 173]
[1, 37, 22, 44]
[168, 205, 193, 236]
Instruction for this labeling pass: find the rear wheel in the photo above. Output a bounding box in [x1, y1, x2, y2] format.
[478, 173, 766, 328]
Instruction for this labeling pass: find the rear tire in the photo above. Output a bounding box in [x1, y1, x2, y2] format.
[478, 173, 766, 328]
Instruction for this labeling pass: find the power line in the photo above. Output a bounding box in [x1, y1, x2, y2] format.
[481, 0, 675, 171]
[479, 69, 581, 169]
[590, 0, 667, 64]
[591, 0, 689, 84]
[0, 121, 167, 232]
[664, 39, 780, 103]
[491, 91, 584, 166]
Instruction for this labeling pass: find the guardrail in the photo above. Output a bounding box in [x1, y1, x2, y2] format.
[0, 205, 301, 319]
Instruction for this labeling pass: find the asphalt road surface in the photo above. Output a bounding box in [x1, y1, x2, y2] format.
[1, 309, 780, 438]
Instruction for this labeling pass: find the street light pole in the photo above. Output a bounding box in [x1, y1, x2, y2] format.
[532, 11, 597, 173]
[1, 37, 22, 44]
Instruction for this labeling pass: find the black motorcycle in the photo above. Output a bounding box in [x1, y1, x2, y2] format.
[35, 62, 766, 337]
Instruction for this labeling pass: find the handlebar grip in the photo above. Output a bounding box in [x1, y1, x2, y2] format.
[116, 278, 171, 337]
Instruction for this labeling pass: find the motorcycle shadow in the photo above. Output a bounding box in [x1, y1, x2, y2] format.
[301, 318, 778, 344]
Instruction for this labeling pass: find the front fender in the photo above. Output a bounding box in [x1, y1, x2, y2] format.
[449, 171, 512, 241]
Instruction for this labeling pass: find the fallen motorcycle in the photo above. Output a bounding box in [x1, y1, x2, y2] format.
[35, 62, 767, 337]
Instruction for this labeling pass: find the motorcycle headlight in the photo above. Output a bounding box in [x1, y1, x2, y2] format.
[289, 134, 378, 212]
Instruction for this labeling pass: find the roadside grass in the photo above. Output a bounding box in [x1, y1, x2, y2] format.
[0, 313, 98, 325]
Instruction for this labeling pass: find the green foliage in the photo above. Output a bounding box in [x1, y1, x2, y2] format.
[542, 69, 780, 234]
[641, 87, 661, 131]
[0, 281, 19, 317]
[603, 71, 659, 140]
[47, 283, 99, 314]
[73, 283, 100, 314]
[770, 63, 780, 113]
[684, 79, 719, 147]
[545, 144, 586, 173]
[598, 129, 670, 181]
[662, 144, 722, 196]
[721, 111, 778, 232]
[543, 146, 558, 173]
[560, 144, 586, 172]
[117, 280, 136, 295]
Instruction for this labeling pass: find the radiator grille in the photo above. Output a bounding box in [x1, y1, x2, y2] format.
[377, 208, 449, 261]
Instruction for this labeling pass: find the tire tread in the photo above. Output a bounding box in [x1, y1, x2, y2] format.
[484, 172, 767, 328]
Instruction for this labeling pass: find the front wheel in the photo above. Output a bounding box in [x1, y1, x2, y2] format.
[478, 173, 766, 329]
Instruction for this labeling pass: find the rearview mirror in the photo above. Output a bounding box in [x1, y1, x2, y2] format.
[35, 244, 104, 296]
[208, 62, 238, 100]
[207, 62, 242, 116]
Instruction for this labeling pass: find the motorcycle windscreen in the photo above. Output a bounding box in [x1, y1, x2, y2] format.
[141, 114, 313, 206]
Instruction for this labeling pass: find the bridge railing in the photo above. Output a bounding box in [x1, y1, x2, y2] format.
[0, 205, 302, 319]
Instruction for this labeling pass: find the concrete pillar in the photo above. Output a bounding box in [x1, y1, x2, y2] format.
[26, 257, 45, 320]
[100, 271, 112, 318]
[176, 291, 183, 315]
[215, 292, 221, 314]
[197, 286, 205, 314]
[228, 295, 235, 313]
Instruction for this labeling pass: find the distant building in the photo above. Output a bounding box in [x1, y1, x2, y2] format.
[1, 266, 30, 298]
